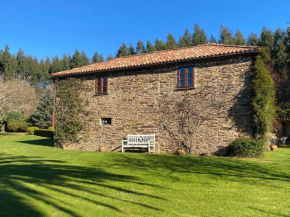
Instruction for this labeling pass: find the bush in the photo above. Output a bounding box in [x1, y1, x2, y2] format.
[228, 138, 266, 158]
[34, 129, 54, 138]
[6, 122, 30, 132]
[48, 126, 54, 131]
[27, 127, 40, 135]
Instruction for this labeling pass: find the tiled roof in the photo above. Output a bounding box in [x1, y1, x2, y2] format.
[52, 44, 260, 78]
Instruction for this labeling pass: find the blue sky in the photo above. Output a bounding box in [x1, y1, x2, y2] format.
[0, 0, 289, 60]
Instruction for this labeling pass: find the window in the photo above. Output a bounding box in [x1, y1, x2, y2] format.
[95, 75, 108, 94]
[177, 67, 194, 88]
[101, 118, 111, 125]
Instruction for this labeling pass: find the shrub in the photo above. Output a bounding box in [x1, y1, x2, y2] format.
[34, 129, 54, 138]
[228, 138, 266, 158]
[6, 122, 30, 132]
[27, 127, 40, 135]
[48, 126, 54, 131]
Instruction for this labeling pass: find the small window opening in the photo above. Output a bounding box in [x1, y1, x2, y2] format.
[101, 118, 112, 125]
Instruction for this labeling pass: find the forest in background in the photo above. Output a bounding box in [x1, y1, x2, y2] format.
[0, 24, 289, 103]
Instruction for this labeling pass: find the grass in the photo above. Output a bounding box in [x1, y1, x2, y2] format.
[0, 133, 290, 217]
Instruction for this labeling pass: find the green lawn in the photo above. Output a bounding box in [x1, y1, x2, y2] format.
[0, 133, 289, 217]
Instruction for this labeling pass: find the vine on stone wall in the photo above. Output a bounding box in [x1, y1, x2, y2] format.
[54, 78, 85, 147]
[252, 50, 276, 140]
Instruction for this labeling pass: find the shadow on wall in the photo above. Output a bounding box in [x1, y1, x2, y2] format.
[0, 153, 164, 217]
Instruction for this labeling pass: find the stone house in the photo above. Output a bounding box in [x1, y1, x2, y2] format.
[52, 44, 260, 155]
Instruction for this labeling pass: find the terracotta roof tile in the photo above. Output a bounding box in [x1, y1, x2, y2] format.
[52, 44, 259, 78]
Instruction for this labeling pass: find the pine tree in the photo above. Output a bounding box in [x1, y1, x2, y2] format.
[146, 40, 156, 53]
[81, 51, 90, 66]
[234, 30, 246, 45]
[218, 25, 234, 45]
[155, 39, 166, 51]
[259, 26, 274, 54]
[16, 48, 27, 78]
[192, 24, 207, 45]
[50, 55, 63, 73]
[92, 52, 104, 63]
[166, 33, 178, 49]
[0, 44, 11, 76]
[38, 59, 50, 87]
[209, 35, 217, 44]
[4, 54, 17, 80]
[62, 54, 71, 70]
[116, 43, 128, 57]
[178, 28, 192, 47]
[136, 40, 145, 54]
[30, 89, 54, 129]
[247, 32, 259, 46]
[71, 49, 83, 68]
[107, 54, 113, 61]
[128, 44, 135, 55]
[276, 40, 288, 71]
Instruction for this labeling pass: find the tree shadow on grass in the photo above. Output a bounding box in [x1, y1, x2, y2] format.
[0, 153, 164, 217]
[18, 138, 54, 147]
[109, 154, 290, 186]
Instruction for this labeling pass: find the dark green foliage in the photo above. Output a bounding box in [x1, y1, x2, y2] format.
[50, 55, 63, 74]
[81, 51, 90, 66]
[55, 78, 85, 146]
[192, 24, 207, 45]
[146, 40, 156, 53]
[209, 35, 217, 44]
[259, 26, 274, 53]
[252, 55, 276, 139]
[247, 32, 259, 46]
[27, 126, 39, 135]
[34, 129, 54, 138]
[62, 54, 71, 70]
[92, 52, 104, 63]
[128, 44, 135, 55]
[178, 28, 192, 47]
[276, 103, 290, 117]
[136, 40, 145, 54]
[71, 49, 85, 68]
[30, 89, 54, 129]
[234, 30, 246, 45]
[155, 39, 166, 51]
[228, 138, 266, 158]
[116, 43, 129, 57]
[0, 44, 12, 78]
[107, 55, 113, 61]
[218, 25, 234, 45]
[6, 111, 30, 132]
[166, 33, 178, 49]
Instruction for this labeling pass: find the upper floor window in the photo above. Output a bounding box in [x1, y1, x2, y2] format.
[95, 75, 108, 94]
[177, 67, 194, 88]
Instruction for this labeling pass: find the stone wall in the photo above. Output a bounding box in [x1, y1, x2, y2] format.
[58, 55, 254, 155]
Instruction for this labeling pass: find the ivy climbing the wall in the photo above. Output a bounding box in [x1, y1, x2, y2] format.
[54, 78, 85, 147]
[252, 49, 276, 140]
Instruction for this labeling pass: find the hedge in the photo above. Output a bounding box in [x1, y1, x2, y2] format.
[228, 137, 266, 158]
[27, 127, 40, 135]
[34, 129, 54, 138]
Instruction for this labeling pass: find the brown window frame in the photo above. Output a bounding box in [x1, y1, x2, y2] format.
[177, 66, 194, 88]
[95, 75, 108, 95]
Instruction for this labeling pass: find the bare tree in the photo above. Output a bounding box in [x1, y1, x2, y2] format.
[0, 79, 38, 122]
[159, 77, 234, 154]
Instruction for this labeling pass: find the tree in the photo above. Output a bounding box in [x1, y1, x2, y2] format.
[146, 40, 156, 53]
[71, 49, 84, 68]
[234, 30, 246, 45]
[192, 24, 207, 45]
[178, 28, 192, 47]
[4, 54, 17, 80]
[209, 35, 217, 44]
[50, 55, 63, 73]
[16, 48, 27, 78]
[218, 25, 234, 45]
[0, 44, 11, 77]
[259, 26, 274, 54]
[116, 43, 128, 57]
[247, 32, 259, 46]
[155, 39, 166, 51]
[30, 89, 54, 129]
[136, 40, 145, 54]
[107, 54, 113, 61]
[0, 79, 38, 121]
[81, 50, 90, 66]
[62, 54, 71, 70]
[166, 33, 178, 49]
[92, 52, 104, 63]
[128, 44, 135, 55]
